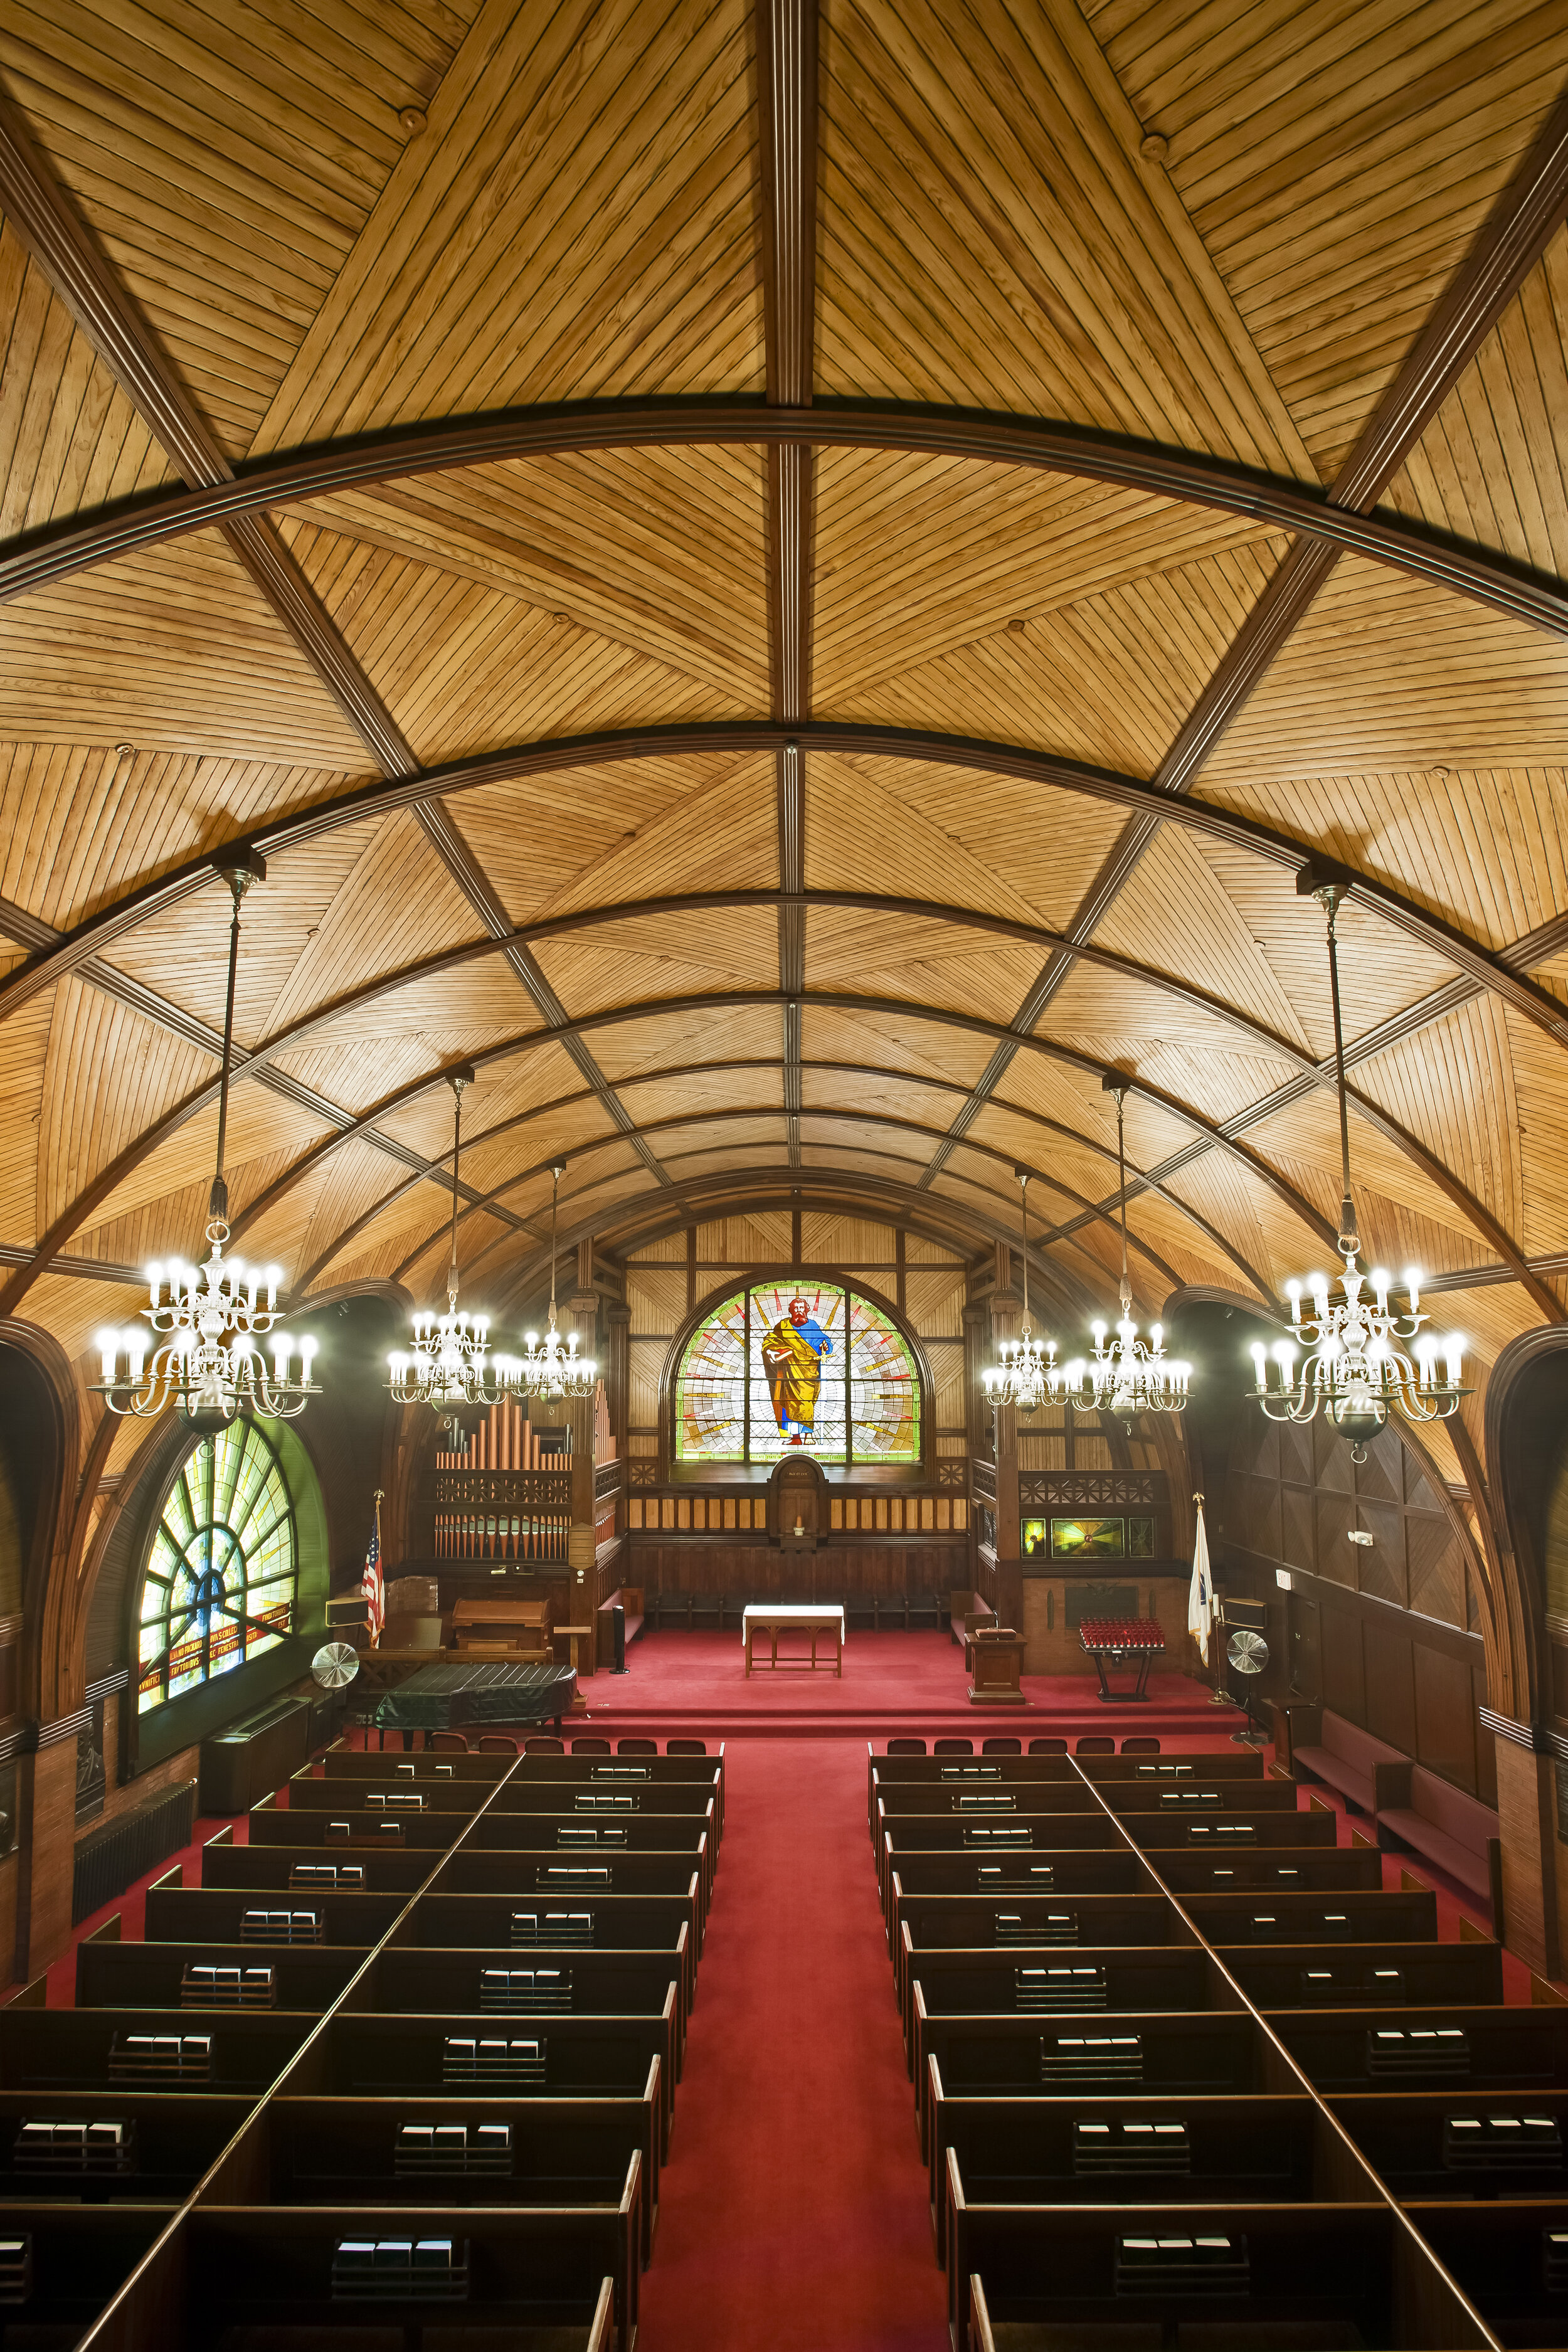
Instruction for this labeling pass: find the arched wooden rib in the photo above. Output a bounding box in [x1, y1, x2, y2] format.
[2, 400, 1564, 639]
[4, 728, 1565, 1065]
[337, 1101, 1268, 1308]
[0, 983, 1382, 1322]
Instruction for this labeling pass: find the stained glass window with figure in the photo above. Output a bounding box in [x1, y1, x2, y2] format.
[672, 1281, 921, 1466]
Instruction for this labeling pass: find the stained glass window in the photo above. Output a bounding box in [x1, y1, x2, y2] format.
[137, 1421, 297, 1714]
[672, 1282, 921, 1465]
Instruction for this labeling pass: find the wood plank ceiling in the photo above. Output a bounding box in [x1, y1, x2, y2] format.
[0, 0, 1565, 1496]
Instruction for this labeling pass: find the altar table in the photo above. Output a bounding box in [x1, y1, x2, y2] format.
[741, 1605, 845, 1677]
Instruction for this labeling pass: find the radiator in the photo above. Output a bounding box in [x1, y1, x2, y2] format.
[72, 1777, 197, 1926]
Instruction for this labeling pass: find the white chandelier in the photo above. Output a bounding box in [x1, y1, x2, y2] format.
[516, 1163, 596, 1403]
[387, 1066, 521, 1431]
[1074, 1081, 1190, 1422]
[1249, 873, 1465, 1459]
[981, 1167, 1061, 1415]
[95, 853, 319, 1427]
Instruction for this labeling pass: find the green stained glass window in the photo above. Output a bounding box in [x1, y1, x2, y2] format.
[672, 1281, 921, 1465]
[137, 1421, 297, 1714]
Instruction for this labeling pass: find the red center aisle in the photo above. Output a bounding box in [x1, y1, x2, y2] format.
[635, 1736, 948, 2351]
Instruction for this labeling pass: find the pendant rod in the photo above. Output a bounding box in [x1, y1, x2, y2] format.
[208, 851, 265, 1226]
[1323, 896, 1357, 1249]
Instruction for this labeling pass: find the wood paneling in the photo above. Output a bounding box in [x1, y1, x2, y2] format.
[246, 0, 762, 453]
[1096, 0, 1568, 476]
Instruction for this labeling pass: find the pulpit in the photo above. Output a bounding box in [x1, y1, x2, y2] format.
[968, 1624, 1025, 1705]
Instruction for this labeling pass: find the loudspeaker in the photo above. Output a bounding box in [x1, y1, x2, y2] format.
[611, 1604, 628, 1674]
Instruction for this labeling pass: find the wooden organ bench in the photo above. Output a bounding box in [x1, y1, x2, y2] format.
[868, 1739, 1555, 2352]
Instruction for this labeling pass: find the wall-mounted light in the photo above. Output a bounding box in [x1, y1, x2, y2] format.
[1348, 1529, 1374, 1547]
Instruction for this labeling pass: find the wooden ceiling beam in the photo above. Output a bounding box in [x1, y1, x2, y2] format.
[914, 71, 1568, 1202]
[755, 0, 818, 1170]
[4, 400, 1565, 640]
[4, 725, 1565, 1057]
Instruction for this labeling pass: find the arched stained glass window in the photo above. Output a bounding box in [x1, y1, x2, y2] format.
[674, 1281, 921, 1465]
[137, 1421, 298, 1714]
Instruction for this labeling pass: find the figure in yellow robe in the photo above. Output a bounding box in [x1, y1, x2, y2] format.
[760, 1297, 834, 1444]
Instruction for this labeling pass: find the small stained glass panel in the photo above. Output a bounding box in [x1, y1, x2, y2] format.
[673, 1288, 748, 1461]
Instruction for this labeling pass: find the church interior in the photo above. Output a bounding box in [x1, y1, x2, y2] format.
[1, 0, 1567, 2343]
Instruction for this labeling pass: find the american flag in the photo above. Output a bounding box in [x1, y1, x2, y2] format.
[359, 1491, 384, 1648]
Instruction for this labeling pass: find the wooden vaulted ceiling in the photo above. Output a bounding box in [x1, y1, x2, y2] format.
[0, 0, 1567, 1488]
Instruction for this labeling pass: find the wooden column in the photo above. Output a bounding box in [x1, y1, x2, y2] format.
[16, 1735, 77, 1981]
[1494, 1736, 1561, 1976]
[990, 1292, 1023, 1637]
[566, 1288, 601, 1671]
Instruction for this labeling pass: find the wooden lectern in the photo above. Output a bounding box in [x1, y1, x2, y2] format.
[968, 1624, 1026, 1705]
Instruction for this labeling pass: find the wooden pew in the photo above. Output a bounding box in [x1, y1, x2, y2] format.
[406, 1891, 697, 2023]
[75, 1939, 361, 2015]
[1124, 1809, 1343, 1851]
[1275, 2003, 1568, 2092]
[1156, 1846, 1386, 1894]
[956, 2203, 1480, 2352]
[1098, 1779, 1303, 1815]
[1226, 1940, 1505, 2010]
[182, 2203, 635, 2352]
[0, 2006, 311, 2094]
[1179, 1887, 1440, 1944]
[1328, 2088, 1568, 2199]
[908, 1949, 1221, 2085]
[0, 2090, 249, 2205]
[144, 1885, 406, 1949]
[909, 2008, 1278, 2156]
[306, 2010, 680, 2159]
[345, 1949, 687, 2079]
[425, 1857, 705, 1964]
[258, 2089, 664, 2267]
[0, 2206, 177, 2339]
[925, 2082, 1322, 2262]
[1387, 2199, 1568, 2350]
[893, 1890, 1186, 2013]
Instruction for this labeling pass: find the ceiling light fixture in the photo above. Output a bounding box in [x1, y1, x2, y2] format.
[387, 1065, 519, 1432]
[1075, 1079, 1191, 1423]
[981, 1167, 1060, 1416]
[516, 1163, 596, 1402]
[1249, 869, 1466, 1460]
[95, 854, 319, 1428]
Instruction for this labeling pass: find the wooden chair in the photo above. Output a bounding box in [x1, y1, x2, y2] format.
[982, 1736, 1021, 1754]
[618, 1738, 658, 1755]
[1076, 1734, 1115, 1755]
[428, 1730, 470, 1754]
[1122, 1734, 1161, 1753]
[524, 1735, 564, 1754]
[476, 1734, 521, 1755]
[571, 1737, 612, 1754]
[667, 1739, 707, 1754]
[1028, 1737, 1067, 1754]
[934, 1738, 973, 1756]
[888, 1737, 926, 1754]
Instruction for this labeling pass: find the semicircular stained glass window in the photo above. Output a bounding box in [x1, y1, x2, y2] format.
[674, 1281, 921, 1465]
[137, 1421, 298, 1714]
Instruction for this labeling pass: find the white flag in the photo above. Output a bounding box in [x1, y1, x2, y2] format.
[1188, 1500, 1213, 1668]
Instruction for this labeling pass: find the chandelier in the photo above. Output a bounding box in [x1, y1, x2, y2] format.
[387, 1065, 520, 1432]
[1249, 872, 1466, 1459]
[1075, 1080, 1190, 1422]
[94, 852, 319, 1427]
[981, 1167, 1061, 1416]
[516, 1164, 596, 1403]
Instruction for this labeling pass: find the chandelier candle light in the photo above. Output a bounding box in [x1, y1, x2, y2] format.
[387, 1066, 522, 1431]
[1249, 870, 1466, 1459]
[981, 1167, 1061, 1416]
[1074, 1079, 1191, 1424]
[516, 1163, 596, 1403]
[95, 852, 319, 1426]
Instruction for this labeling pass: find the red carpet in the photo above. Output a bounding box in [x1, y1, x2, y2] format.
[576, 1626, 1245, 1742]
[637, 1737, 946, 2351]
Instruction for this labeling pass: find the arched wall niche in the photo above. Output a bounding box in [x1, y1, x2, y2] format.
[1481, 1327, 1568, 1733]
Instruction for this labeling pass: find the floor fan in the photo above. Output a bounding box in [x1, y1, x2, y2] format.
[1224, 1626, 1269, 1745]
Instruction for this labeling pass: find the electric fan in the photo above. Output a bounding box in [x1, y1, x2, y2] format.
[1224, 1625, 1269, 1744]
[311, 1641, 361, 1689]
